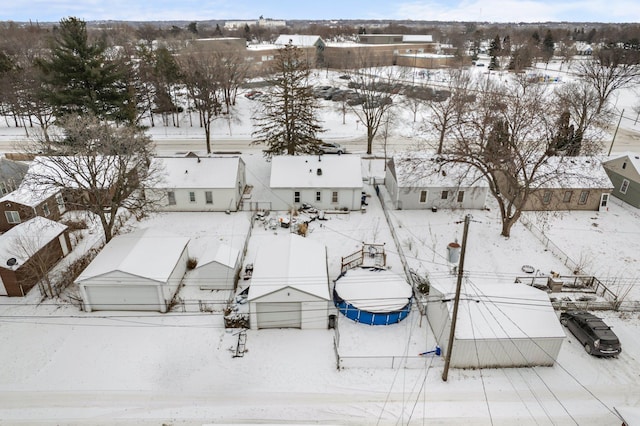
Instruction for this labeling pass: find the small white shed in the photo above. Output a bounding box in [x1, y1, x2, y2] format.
[427, 280, 565, 368]
[248, 234, 330, 330]
[269, 155, 363, 211]
[190, 241, 241, 290]
[148, 156, 246, 212]
[76, 228, 190, 313]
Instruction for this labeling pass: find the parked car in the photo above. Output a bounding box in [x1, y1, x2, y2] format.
[560, 311, 622, 357]
[244, 90, 263, 100]
[318, 142, 346, 155]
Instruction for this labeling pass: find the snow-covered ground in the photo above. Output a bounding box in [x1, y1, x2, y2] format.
[1, 62, 640, 425]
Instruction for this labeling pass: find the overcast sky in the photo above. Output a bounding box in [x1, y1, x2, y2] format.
[3, 0, 640, 23]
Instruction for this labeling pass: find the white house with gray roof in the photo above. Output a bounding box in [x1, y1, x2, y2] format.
[148, 156, 246, 212]
[268, 155, 363, 211]
[385, 155, 489, 210]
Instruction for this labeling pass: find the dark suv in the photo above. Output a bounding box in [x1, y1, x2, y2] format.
[560, 311, 621, 357]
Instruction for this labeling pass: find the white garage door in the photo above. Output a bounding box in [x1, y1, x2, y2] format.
[85, 285, 162, 312]
[256, 302, 301, 329]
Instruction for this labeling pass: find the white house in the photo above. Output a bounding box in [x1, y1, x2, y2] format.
[426, 280, 565, 368]
[76, 228, 190, 313]
[269, 155, 363, 211]
[189, 241, 241, 290]
[248, 234, 330, 329]
[385, 155, 488, 210]
[149, 156, 246, 212]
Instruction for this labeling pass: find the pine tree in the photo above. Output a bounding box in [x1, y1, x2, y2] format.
[37, 17, 132, 123]
[252, 42, 323, 157]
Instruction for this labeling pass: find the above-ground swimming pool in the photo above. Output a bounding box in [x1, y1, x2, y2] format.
[333, 267, 413, 325]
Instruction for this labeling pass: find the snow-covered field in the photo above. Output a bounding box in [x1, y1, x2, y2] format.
[1, 62, 640, 425]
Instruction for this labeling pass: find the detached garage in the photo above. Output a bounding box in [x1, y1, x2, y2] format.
[76, 228, 190, 312]
[248, 234, 330, 330]
[427, 281, 565, 368]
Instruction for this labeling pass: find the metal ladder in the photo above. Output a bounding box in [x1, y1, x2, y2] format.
[233, 330, 247, 358]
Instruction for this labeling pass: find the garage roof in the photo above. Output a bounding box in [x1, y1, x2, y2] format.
[197, 241, 239, 269]
[248, 234, 330, 301]
[76, 228, 190, 284]
[431, 280, 565, 340]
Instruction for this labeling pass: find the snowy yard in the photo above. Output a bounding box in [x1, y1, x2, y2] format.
[1, 62, 640, 424]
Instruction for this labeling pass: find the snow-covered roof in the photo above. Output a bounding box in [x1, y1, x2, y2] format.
[76, 228, 189, 284]
[274, 34, 323, 47]
[604, 151, 640, 174]
[150, 156, 243, 189]
[270, 155, 363, 189]
[431, 280, 566, 340]
[402, 35, 433, 43]
[0, 179, 59, 207]
[390, 155, 488, 188]
[196, 241, 239, 269]
[248, 234, 329, 301]
[537, 156, 613, 189]
[0, 217, 67, 270]
[334, 267, 412, 312]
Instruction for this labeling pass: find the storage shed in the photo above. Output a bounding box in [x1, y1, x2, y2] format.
[248, 234, 330, 329]
[269, 155, 363, 211]
[0, 217, 70, 297]
[76, 228, 190, 312]
[426, 280, 565, 368]
[189, 241, 241, 290]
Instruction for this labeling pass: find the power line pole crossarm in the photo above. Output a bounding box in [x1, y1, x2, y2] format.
[442, 214, 472, 382]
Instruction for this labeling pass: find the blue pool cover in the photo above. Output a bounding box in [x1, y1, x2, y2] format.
[333, 288, 412, 325]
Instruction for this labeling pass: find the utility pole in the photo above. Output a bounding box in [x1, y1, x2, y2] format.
[442, 214, 471, 382]
[608, 109, 625, 156]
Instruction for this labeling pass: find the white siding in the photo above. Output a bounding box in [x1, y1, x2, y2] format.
[151, 188, 239, 212]
[269, 188, 360, 211]
[249, 287, 330, 330]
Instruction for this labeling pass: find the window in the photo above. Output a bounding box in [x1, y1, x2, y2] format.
[167, 191, 176, 205]
[622, 161, 627, 169]
[294, 191, 300, 203]
[542, 190, 552, 204]
[55, 193, 65, 210]
[578, 190, 589, 205]
[0, 182, 7, 196]
[189, 191, 196, 203]
[316, 191, 321, 202]
[441, 190, 448, 200]
[5, 211, 20, 224]
[457, 191, 465, 202]
[419, 190, 427, 203]
[332, 191, 338, 203]
[205, 191, 213, 204]
[563, 191, 573, 203]
[620, 179, 630, 194]
[43, 203, 50, 217]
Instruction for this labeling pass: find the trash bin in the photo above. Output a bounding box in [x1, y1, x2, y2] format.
[328, 314, 337, 329]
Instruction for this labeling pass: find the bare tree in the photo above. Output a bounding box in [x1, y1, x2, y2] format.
[178, 49, 224, 154]
[345, 53, 400, 154]
[24, 114, 162, 243]
[425, 69, 474, 154]
[444, 77, 575, 237]
[553, 80, 610, 155]
[575, 46, 640, 114]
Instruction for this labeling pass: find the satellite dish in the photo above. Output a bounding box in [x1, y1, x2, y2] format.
[6, 258, 17, 267]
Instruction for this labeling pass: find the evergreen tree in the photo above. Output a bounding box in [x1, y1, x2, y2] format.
[37, 17, 132, 123]
[214, 24, 223, 36]
[542, 30, 555, 62]
[252, 42, 323, 157]
[488, 34, 501, 70]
